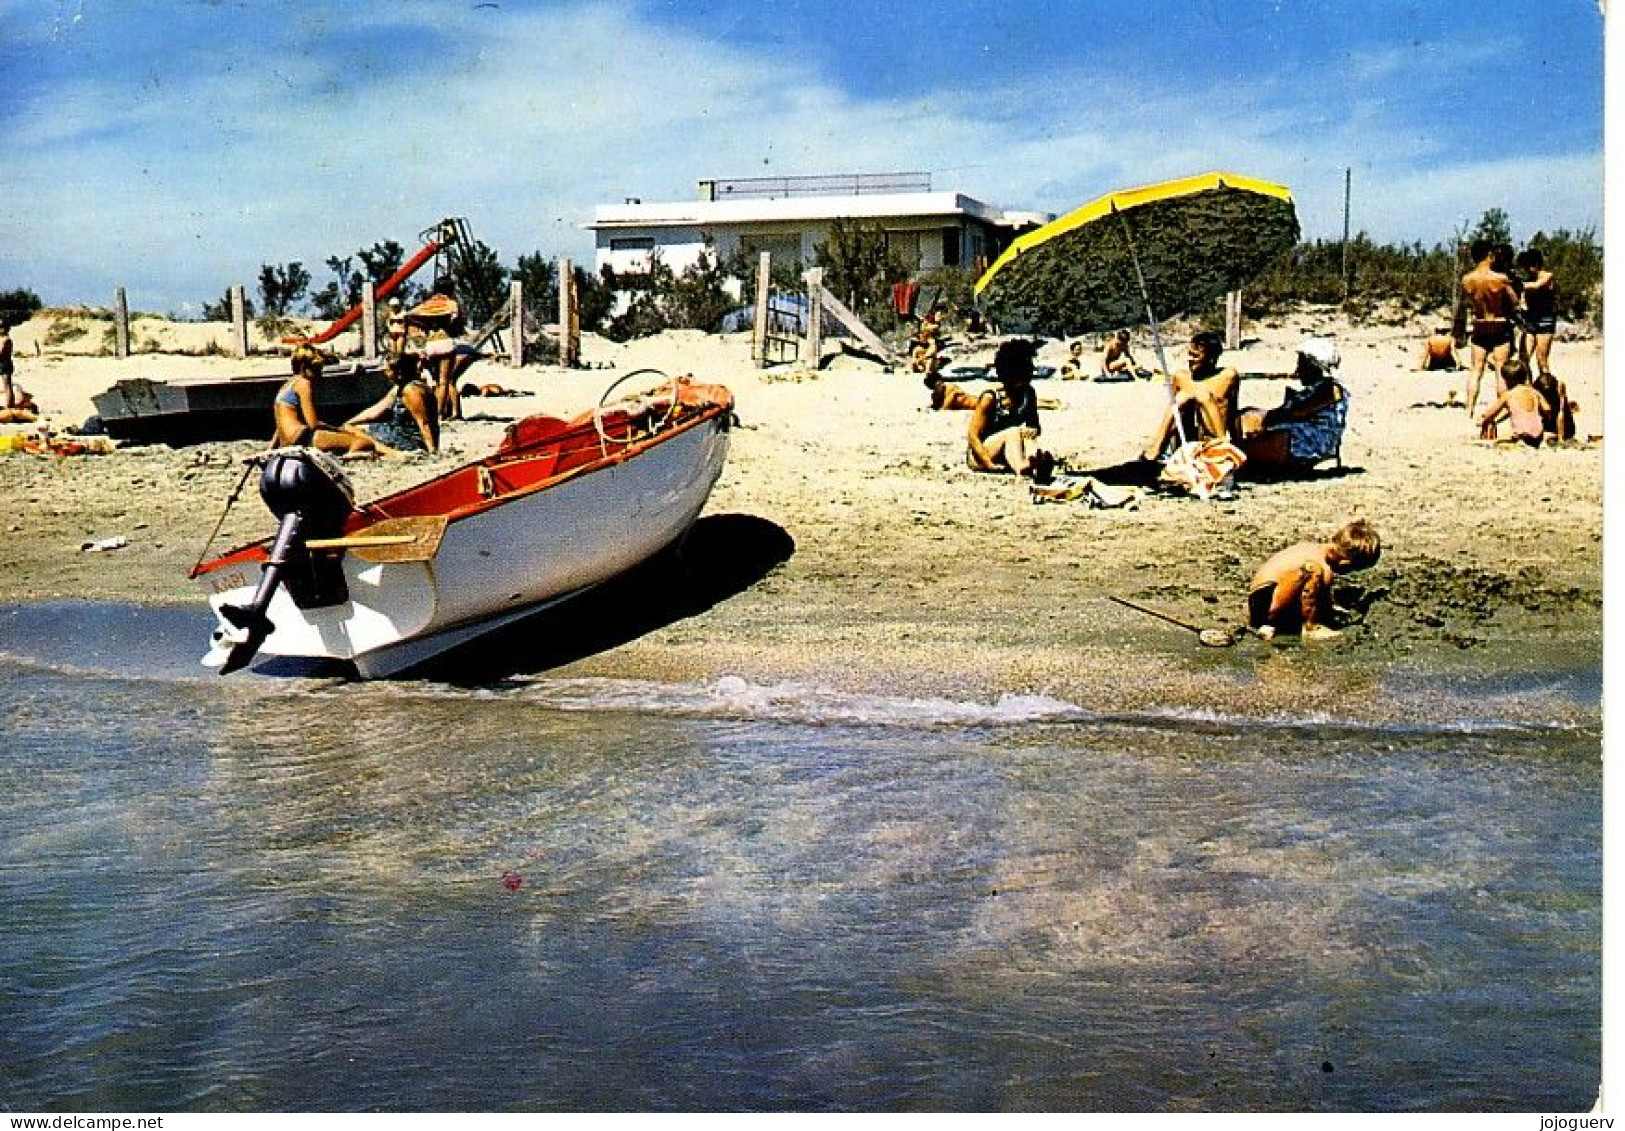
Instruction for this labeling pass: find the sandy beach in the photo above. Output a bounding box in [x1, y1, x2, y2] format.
[0, 310, 1603, 720]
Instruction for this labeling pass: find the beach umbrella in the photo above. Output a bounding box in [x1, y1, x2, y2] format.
[973, 171, 1300, 342]
[975, 172, 1299, 488]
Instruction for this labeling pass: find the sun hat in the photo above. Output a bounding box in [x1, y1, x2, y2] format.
[1297, 337, 1340, 372]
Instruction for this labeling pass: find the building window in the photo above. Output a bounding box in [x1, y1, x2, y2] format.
[740, 236, 802, 268]
[886, 230, 922, 270]
[943, 227, 962, 268]
[609, 236, 655, 274]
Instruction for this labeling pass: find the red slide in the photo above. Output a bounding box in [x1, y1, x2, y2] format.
[287, 238, 444, 345]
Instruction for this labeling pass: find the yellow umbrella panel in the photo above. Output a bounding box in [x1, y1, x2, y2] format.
[974, 172, 1300, 338]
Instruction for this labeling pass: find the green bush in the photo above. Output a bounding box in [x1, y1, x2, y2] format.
[0, 288, 43, 326]
[43, 319, 89, 346]
[599, 248, 739, 342]
[1528, 228, 1602, 324]
[814, 219, 910, 333]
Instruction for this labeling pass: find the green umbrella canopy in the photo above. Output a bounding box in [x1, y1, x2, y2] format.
[975, 172, 1300, 338]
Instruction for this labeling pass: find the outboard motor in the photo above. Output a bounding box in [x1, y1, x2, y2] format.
[217, 448, 356, 674]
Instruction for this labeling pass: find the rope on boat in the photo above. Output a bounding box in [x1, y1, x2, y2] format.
[188, 458, 256, 578]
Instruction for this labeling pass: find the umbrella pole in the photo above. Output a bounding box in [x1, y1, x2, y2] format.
[1114, 204, 1213, 500]
[1112, 205, 1190, 453]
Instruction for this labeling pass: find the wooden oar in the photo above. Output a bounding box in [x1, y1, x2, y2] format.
[1109, 594, 1240, 647]
[305, 534, 419, 550]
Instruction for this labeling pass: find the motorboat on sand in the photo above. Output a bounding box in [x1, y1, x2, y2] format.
[192, 372, 733, 678]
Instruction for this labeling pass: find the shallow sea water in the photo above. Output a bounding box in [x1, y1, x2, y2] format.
[0, 603, 1601, 1111]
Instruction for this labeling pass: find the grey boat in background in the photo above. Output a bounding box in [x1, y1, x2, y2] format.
[91, 361, 389, 446]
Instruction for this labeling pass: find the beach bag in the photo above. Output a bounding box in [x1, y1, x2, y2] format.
[1158, 439, 1246, 498]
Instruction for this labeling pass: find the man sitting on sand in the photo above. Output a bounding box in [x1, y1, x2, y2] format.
[1460, 238, 1523, 417]
[966, 339, 1055, 482]
[1477, 359, 1548, 447]
[1100, 329, 1150, 381]
[1141, 330, 1239, 461]
[1417, 326, 1461, 371]
[1247, 518, 1381, 641]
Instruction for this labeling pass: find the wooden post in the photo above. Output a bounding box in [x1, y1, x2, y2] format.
[113, 287, 130, 358]
[509, 279, 525, 368]
[803, 267, 824, 366]
[1224, 289, 1242, 350]
[361, 286, 378, 362]
[1341, 166, 1353, 302]
[752, 251, 772, 367]
[556, 257, 579, 368]
[229, 284, 248, 359]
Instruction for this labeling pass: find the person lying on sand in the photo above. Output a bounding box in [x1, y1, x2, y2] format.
[272, 344, 385, 458]
[931, 380, 982, 411]
[459, 382, 525, 398]
[1141, 330, 1239, 461]
[966, 339, 1055, 482]
[1478, 359, 1549, 447]
[1247, 519, 1381, 641]
[0, 385, 38, 424]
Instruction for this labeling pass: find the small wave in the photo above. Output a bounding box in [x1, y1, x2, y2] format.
[356, 673, 1596, 738]
[499, 674, 1093, 728]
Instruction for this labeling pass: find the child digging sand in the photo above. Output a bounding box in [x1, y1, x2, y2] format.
[1247, 519, 1381, 640]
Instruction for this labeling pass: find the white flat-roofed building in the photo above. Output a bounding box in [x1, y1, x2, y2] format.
[590, 173, 1046, 281]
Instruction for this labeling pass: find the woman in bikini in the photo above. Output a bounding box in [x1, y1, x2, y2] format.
[271, 344, 382, 457]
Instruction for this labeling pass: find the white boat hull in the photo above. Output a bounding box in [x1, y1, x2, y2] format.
[198, 402, 729, 677]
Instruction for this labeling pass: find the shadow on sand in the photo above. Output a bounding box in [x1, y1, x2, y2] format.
[411, 512, 795, 683]
[1074, 456, 1364, 488]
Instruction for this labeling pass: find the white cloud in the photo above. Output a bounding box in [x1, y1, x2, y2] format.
[0, 0, 1602, 310]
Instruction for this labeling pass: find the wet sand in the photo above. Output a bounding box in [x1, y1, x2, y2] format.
[0, 310, 1603, 719]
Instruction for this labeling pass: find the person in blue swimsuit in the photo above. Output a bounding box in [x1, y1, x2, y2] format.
[1236, 337, 1350, 475]
[271, 343, 381, 456]
[344, 352, 439, 453]
[966, 339, 1055, 481]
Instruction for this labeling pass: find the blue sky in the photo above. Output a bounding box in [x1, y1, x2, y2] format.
[0, 0, 1605, 314]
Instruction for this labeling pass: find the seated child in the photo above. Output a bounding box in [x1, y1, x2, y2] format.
[1530, 370, 1577, 441]
[909, 307, 943, 374]
[1477, 359, 1548, 447]
[1247, 518, 1381, 640]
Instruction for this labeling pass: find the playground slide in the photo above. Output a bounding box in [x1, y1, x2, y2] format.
[288, 238, 444, 345]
